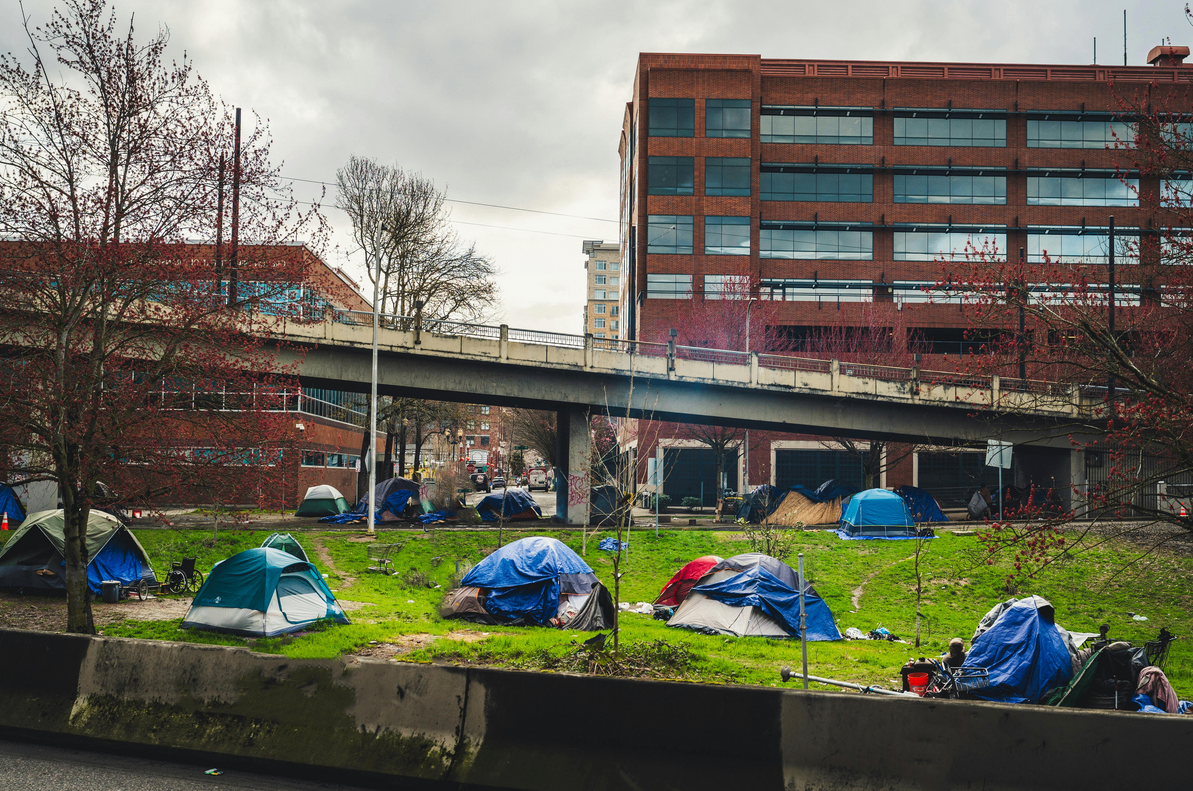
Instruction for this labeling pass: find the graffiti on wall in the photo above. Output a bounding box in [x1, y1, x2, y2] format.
[567, 473, 589, 507]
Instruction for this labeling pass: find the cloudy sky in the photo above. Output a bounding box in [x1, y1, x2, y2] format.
[0, 0, 1183, 332]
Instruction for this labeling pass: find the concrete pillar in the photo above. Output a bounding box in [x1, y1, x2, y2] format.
[749, 351, 759, 385]
[499, 324, 509, 361]
[1070, 447, 1087, 517]
[553, 409, 592, 525]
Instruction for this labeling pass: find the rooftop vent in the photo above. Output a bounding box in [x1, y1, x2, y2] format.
[1148, 45, 1190, 67]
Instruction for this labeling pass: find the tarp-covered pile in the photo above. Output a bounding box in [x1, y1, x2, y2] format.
[770, 492, 846, 526]
[735, 485, 783, 523]
[441, 536, 613, 629]
[838, 489, 917, 538]
[963, 596, 1075, 704]
[0, 509, 154, 594]
[181, 547, 349, 637]
[667, 553, 841, 640]
[476, 488, 542, 522]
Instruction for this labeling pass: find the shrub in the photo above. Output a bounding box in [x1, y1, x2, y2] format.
[681, 496, 702, 511]
[744, 521, 800, 561]
[652, 494, 671, 510]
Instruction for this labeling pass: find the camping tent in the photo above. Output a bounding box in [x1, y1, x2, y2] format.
[735, 486, 783, 524]
[476, 488, 542, 522]
[295, 485, 349, 517]
[839, 489, 917, 537]
[668, 553, 841, 640]
[894, 485, 948, 523]
[181, 547, 349, 637]
[0, 484, 25, 523]
[0, 509, 154, 594]
[655, 555, 723, 606]
[443, 536, 613, 629]
[963, 596, 1073, 704]
[319, 477, 422, 525]
[260, 532, 309, 562]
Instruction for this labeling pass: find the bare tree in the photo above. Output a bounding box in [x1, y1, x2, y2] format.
[509, 408, 557, 468]
[335, 156, 498, 323]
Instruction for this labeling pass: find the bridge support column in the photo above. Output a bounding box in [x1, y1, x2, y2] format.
[554, 409, 591, 525]
[1070, 447, 1087, 517]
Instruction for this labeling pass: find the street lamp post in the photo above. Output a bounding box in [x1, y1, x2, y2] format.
[744, 297, 759, 492]
[366, 227, 387, 536]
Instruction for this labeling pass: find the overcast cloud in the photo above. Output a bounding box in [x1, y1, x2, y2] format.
[0, 0, 1183, 332]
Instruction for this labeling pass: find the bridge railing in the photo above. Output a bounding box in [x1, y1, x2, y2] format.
[319, 309, 1076, 404]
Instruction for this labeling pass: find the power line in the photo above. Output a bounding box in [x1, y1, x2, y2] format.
[293, 199, 607, 239]
[282, 175, 618, 224]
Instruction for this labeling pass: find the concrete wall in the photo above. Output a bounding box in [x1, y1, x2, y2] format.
[0, 628, 1188, 790]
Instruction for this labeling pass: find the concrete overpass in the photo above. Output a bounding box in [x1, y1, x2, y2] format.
[277, 314, 1101, 523]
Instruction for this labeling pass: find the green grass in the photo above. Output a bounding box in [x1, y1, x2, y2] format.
[15, 523, 1193, 696]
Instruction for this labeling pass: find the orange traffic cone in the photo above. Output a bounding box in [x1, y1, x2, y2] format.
[1181, 505, 1188, 518]
[1, 512, 7, 531]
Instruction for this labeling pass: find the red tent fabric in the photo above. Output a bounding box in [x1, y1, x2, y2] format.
[655, 555, 723, 606]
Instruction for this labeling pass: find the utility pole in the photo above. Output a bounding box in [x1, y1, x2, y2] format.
[214, 155, 225, 298]
[1123, 9, 1128, 67]
[1018, 247, 1026, 381]
[228, 108, 242, 307]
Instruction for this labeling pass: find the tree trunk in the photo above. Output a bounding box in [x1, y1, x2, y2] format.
[713, 447, 725, 521]
[398, 423, 408, 477]
[356, 402, 372, 499]
[412, 423, 424, 478]
[59, 451, 95, 634]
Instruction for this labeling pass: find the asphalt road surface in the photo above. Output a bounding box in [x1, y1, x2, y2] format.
[0, 738, 378, 791]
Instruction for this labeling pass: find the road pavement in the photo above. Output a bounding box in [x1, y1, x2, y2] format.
[0, 738, 377, 791]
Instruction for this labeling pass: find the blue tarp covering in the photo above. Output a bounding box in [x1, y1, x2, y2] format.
[319, 488, 415, 524]
[690, 566, 842, 640]
[813, 479, 858, 503]
[832, 529, 930, 541]
[0, 485, 24, 522]
[460, 536, 595, 624]
[964, 598, 1073, 704]
[894, 485, 948, 523]
[84, 532, 142, 593]
[477, 488, 542, 522]
[840, 489, 916, 536]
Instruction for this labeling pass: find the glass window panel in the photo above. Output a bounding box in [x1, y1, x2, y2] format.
[760, 107, 872, 144]
[648, 98, 694, 137]
[648, 156, 694, 195]
[705, 157, 751, 196]
[646, 273, 693, 298]
[1027, 228, 1139, 265]
[1026, 175, 1139, 206]
[704, 216, 751, 255]
[760, 227, 873, 260]
[647, 215, 694, 254]
[761, 166, 872, 202]
[894, 111, 1006, 146]
[892, 229, 1006, 261]
[706, 99, 751, 138]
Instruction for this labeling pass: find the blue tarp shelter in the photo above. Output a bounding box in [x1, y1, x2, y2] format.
[894, 485, 948, 523]
[319, 478, 419, 525]
[839, 489, 917, 537]
[458, 536, 597, 624]
[477, 488, 542, 522]
[668, 553, 842, 640]
[964, 597, 1073, 704]
[0, 484, 25, 522]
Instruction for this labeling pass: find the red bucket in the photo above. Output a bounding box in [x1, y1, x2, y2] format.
[908, 672, 929, 696]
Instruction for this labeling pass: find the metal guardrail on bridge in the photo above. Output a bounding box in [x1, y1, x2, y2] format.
[327, 309, 1067, 397]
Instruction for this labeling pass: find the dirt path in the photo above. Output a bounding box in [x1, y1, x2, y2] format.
[850, 556, 914, 612]
[0, 592, 191, 633]
[313, 535, 356, 589]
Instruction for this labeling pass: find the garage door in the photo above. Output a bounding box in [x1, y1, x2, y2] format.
[663, 448, 739, 507]
[773, 449, 865, 492]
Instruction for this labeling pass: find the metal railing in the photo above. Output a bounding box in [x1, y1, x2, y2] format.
[315, 308, 1076, 404]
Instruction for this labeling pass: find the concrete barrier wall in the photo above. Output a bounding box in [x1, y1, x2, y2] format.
[2, 628, 1186, 790]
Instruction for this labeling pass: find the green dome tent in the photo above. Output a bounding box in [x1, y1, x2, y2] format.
[0, 509, 155, 594]
[260, 532, 309, 562]
[295, 484, 349, 517]
[181, 547, 348, 637]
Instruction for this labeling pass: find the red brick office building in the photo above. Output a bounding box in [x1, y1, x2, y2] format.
[616, 48, 1191, 506]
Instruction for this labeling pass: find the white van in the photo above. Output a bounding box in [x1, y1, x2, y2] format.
[528, 469, 550, 491]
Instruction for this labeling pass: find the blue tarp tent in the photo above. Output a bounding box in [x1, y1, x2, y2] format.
[894, 485, 948, 523]
[319, 478, 419, 525]
[477, 488, 542, 522]
[839, 489, 917, 537]
[0, 484, 25, 522]
[668, 553, 842, 640]
[964, 597, 1073, 704]
[0, 509, 154, 594]
[458, 536, 597, 624]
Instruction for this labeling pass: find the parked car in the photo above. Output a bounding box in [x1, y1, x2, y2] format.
[470, 472, 491, 493]
[528, 469, 550, 492]
[492, 476, 507, 489]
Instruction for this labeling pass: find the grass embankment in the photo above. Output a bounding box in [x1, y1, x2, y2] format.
[6, 524, 1191, 695]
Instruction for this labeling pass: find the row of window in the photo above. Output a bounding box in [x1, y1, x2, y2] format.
[592, 318, 621, 330]
[645, 275, 1146, 304]
[646, 216, 1140, 263]
[648, 157, 1143, 206]
[649, 99, 1139, 149]
[593, 274, 620, 286]
[591, 303, 620, 315]
[301, 451, 356, 468]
